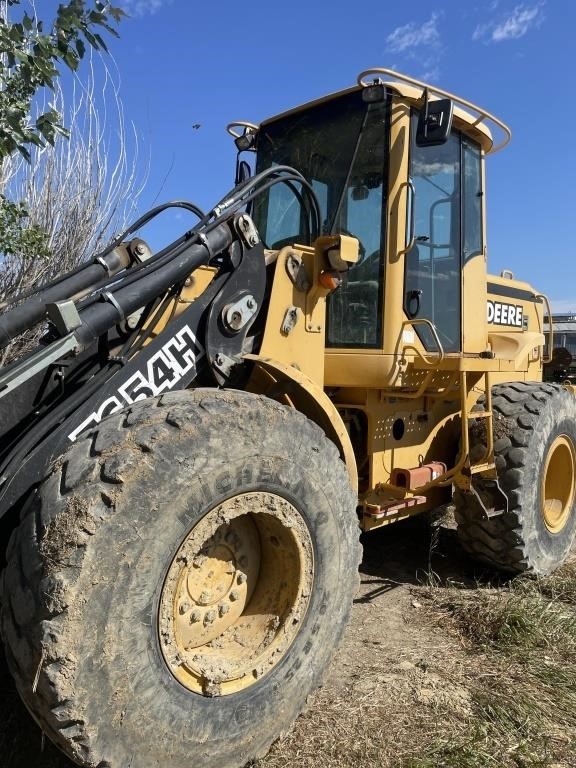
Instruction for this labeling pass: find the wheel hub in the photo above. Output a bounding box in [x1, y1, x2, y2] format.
[172, 515, 261, 649]
[158, 492, 314, 696]
[541, 434, 576, 534]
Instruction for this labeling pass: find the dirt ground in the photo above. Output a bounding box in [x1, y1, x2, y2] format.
[256, 513, 484, 768]
[1, 512, 574, 768]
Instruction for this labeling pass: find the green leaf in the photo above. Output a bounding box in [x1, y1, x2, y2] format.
[84, 29, 98, 47]
[54, 124, 70, 139]
[17, 144, 31, 162]
[88, 11, 106, 24]
[94, 33, 108, 52]
[63, 50, 79, 70]
[102, 23, 120, 38]
[109, 8, 127, 22]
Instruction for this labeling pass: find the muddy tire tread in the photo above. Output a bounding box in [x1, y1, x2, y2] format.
[455, 382, 576, 575]
[1, 389, 361, 768]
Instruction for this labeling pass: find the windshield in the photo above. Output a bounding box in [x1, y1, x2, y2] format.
[253, 90, 390, 347]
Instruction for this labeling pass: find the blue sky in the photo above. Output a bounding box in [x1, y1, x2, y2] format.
[44, 0, 575, 312]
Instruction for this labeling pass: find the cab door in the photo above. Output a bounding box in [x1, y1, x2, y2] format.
[404, 114, 463, 353]
[403, 111, 486, 357]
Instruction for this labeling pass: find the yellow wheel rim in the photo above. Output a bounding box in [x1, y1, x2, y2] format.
[159, 492, 313, 696]
[541, 435, 576, 534]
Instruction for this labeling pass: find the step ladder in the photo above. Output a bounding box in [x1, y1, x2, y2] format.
[461, 370, 495, 475]
[456, 370, 508, 517]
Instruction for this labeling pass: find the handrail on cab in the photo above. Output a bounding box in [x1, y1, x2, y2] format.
[357, 68, 512, 154]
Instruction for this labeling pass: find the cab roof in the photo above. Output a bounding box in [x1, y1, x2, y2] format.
[256, 69, 511, 155]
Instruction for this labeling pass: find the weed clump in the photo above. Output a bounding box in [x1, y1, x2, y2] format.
[414, 561, 576, 767]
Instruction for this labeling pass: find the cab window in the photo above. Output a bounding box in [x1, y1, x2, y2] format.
[404, 113, 483, 353]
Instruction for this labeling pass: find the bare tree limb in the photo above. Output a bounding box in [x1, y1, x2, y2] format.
[0, 53, 148, 364]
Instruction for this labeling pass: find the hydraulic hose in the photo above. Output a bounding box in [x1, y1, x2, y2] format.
[74, 222, 233, 348]
[74, 169, 319, 313]
[0, 168, 318, 352]
[0, 247, 130, 350]
[0, 201, 208, 350]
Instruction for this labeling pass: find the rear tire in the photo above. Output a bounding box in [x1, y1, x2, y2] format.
[455, 382, 576, 575]
[0, 389, 360, 768]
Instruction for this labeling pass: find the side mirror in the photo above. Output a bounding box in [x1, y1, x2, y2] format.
[416, 97, 454, 147]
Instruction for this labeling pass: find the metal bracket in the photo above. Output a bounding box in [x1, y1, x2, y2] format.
[46, 300, 82, 335]
[222, 294, 258, 333]
[235, 214, 260, 249]
[0, 334, 78, 400]
[285, 252, 311, 292]
[102, 291, 126, 323]
[205, 236, 267, 387]
[281, 306, 299, 336]
[454, 477, 508, 520]
[212, 352, 237, 377]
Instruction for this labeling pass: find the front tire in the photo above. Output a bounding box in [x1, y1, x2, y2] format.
[1, 390, 360, 768]
[455, 382, 576, 575]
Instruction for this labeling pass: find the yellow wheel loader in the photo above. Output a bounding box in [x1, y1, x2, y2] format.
[0, 68, 573, 768]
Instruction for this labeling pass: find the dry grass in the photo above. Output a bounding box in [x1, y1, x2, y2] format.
[533, 561, 576, 607]
[255, 558, 576, 768]
[401, 559, 576, 768]
[252, 668, 464, 768]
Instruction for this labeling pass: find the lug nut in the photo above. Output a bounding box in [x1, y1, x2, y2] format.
[190, 610, 202, 624]
[230, 590, 240, 602]
[237, 573, 247, 585]
[179, 602, 190, 615]
[204, 610, 216, 626]
[218, 603, 230, 617]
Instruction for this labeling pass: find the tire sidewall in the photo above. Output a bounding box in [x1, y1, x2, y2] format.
[521, 405, 576, 572]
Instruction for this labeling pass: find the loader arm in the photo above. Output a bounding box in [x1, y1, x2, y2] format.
[0, 168, 325, 517]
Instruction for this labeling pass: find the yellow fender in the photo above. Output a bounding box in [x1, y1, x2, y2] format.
[245, 355, 358, 492]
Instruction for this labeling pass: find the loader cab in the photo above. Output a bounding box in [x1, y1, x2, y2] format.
[250, 74, 498, 382]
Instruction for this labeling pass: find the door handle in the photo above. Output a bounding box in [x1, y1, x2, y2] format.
[406, 289, 422, 319]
